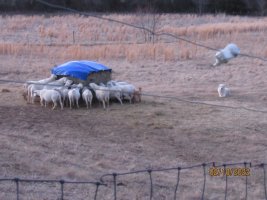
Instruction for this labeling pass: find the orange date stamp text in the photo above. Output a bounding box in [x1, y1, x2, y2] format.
[209, 167, 250, 177]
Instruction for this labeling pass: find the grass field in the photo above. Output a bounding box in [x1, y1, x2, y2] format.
[0, 13, 267, 199]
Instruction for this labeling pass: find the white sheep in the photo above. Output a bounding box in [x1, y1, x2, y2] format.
[213, 43, 240, 66]
[64, 79, 74, 87]
[43, 77, 68, 90]
[107, 85, 123, 105]
[54, 79, 73, 107]
[217, 84, 230, 97]
[33, 89, 63, 110]
[29, 77, 68, 103]
[26, 74, 57, 88]
[26, 74, 57, 102]
[61, 88, 70, 107]
[68, 83, 83, 109]
[107, 80, 135, 104]
[82, 87, 93, 109]
[89, 83, 110, 109]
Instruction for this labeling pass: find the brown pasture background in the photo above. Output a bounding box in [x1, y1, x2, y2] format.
[1, 13, 267, 199]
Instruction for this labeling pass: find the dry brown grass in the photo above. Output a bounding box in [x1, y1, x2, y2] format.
[0, 42, 191, 62]
[1, 14, 266, 63]
[162, 21, 267, 39]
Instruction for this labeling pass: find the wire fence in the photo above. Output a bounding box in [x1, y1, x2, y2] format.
[0, 161, 266, 200]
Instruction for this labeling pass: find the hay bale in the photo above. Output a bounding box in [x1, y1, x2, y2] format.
[57, 71, 112, 85]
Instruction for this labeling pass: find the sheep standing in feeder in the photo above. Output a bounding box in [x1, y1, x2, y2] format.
[107, 80, 136, 104]
[54, 79, 73, 107]
[106, 85, 123, 105]
[33, 89, 63, 110]
[89, 83, 110, 109]
[82, 87, 93, 109]
[68, 83, 83, 109]
[43, 77, 68, 90]
[26, 74, 57, 102]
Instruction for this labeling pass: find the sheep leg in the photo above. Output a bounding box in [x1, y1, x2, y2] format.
[130, 94, 134, 104]
[116, 96, 123, 105]
[213, 59, 219, 66]
[65, 98, 69, 107]
[32, 95, 36, 103]
[30, 88, 34, 103]
[52, 101, 57, 110]
[69, 98, 72, 109]
[29, 86, 34, 103]
[62, 97, 65, 107]
[27, 85, 31, 102]
[85, 100, 88, 109]
[102, 100, 106, 109]
[125, 94, 132, 104]
[59, 98, 63, 110]
[40, 97, 43, 106]
[85, 98, 89, 109]
[89, 98, 92, 108]
[40, 98, 44, 106]
[76, 98, 79, 109]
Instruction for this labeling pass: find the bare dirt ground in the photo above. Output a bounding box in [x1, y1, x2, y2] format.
[1, 14, 267, 199]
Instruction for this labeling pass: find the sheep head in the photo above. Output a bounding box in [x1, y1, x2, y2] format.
[77, 83, 83, 89]
[89, 83, 98, 90]
[65, 79, 73, 87]
[50, 74, 57, 80]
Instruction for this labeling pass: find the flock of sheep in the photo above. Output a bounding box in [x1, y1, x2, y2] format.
[24, 43, 239, 109]
[25, 75, 141, 110]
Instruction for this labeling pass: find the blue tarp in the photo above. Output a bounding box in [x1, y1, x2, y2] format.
[51, 60, 112, 81]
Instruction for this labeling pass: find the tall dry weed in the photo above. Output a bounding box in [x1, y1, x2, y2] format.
[0, 43, 28, 56]
[161, 21, 267, 42]
[163, 46, 176, 62]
